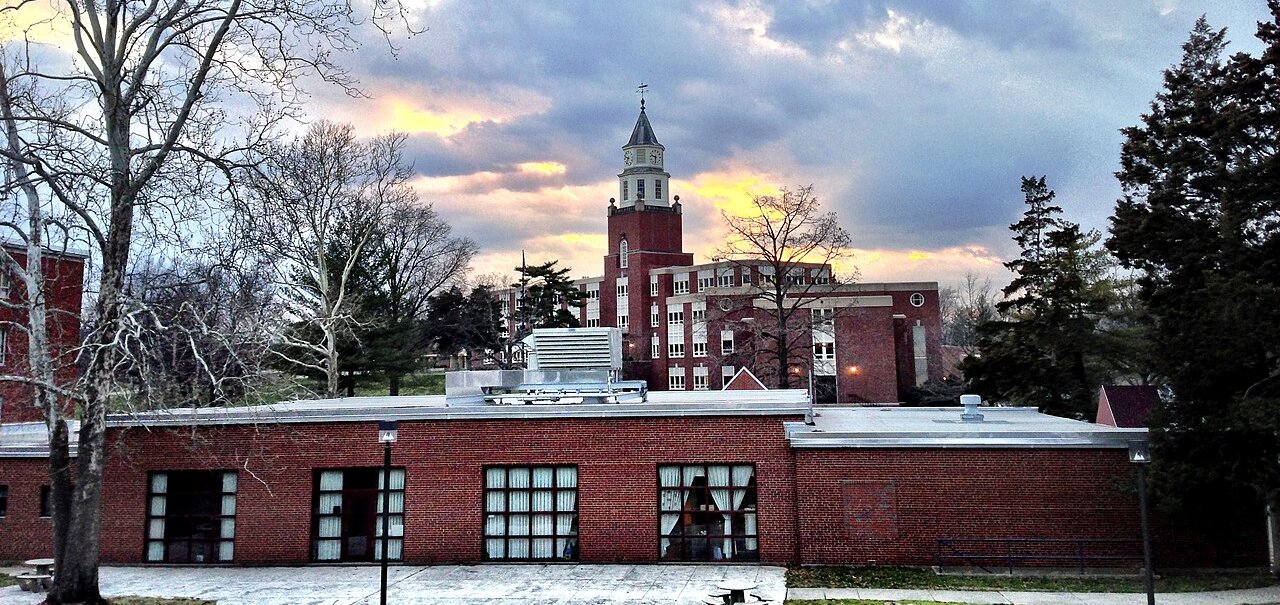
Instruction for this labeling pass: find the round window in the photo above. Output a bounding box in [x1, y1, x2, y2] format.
[909, 292, 925, 307]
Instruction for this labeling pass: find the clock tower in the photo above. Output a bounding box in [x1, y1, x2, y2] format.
[603, 100, 693, 360]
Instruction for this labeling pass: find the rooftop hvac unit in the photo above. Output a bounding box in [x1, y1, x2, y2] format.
[522, 327, 622, 372]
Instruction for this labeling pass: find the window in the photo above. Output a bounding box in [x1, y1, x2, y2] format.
[650, 305, 660, 328]
[0, 485, 6, 518]
[658, 464, 758, 561]
[622, 180, 629, 201]
[667, 310, 684, 326]
[655, 179, 663, 200]
[587, 287, 600, 300]
[719, 271, 733, 287]
[0, 272, 8, 299]
[910, 292, 926, 307]
[721, 330, 735, 355]
[668, 342, 684, 358]
[618, 314, 628, 329]
[787, 272, 805, 285]
[484, 466, 578, 561]
[39, 485, 51, 518]
[673, 276, 689, 295]
[668, 369, 686, 390]
[617, 283, 628, 298]
[693, 367, 709, 390]
[722, 365, 735, 387]
[813, 342, 835, 361]
[650, 278, 659, 296]
[146, 470, 237, 563]
[312, 468, 405, 562]
[741, 272, 752, 286]
[0, 329, 7, 365]
[651, 335, 661, 358]
[586, 318, 600, 328]
[698, 276, 715, 290]
[636, 178, 646, 200]
[811, 308, 834, 327]
[813, 270, 831, 285]
[619, 239, 628, 269]
[692, 342, 708, 357]
[691, 307, 706, 323]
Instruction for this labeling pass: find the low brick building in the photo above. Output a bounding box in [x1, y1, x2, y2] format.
[2, 388, 1172, 568]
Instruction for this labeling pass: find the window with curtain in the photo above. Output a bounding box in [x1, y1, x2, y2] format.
[657, 464, 757, 562]
[145, 470, 237, 563]
[483, 465, 578, 561]
[311, 467, 406, 562]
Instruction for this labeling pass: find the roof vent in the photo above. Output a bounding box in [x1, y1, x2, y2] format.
[960, 394, 984, 422]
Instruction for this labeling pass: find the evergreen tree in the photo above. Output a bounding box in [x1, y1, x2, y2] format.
[513, 260, 588, 333]
[1107, 9, 1280, 548]
[963, 176, 1115, 418]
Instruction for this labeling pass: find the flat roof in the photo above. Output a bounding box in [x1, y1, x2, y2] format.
[0, 421, 80, 458]
[104, 390, 813, 428]
[787, 406, 1147, 449]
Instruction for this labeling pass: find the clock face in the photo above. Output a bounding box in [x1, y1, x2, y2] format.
[624, 150, 633, 165]
[650, 151, 661, 164]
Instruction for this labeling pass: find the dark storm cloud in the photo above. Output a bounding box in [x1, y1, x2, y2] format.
[313, 0, 1274, 280]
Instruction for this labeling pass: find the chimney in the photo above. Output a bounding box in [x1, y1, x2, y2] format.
[960, 394, 984, 422]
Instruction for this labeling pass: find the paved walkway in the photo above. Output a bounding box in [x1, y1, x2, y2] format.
[0, 564, 787, 605]
[3, 565, 1277, 605]
[788, 585, 1280, 604]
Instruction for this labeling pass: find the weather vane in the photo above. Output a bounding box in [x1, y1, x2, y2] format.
[636, 82, 649, 109]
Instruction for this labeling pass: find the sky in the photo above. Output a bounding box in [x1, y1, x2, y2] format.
[6, 1, 1276, 289]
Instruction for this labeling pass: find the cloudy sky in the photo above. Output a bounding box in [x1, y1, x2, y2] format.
[9, 1, 1275, 288]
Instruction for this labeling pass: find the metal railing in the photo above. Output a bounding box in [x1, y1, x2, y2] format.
[935, 537, 1142, 574]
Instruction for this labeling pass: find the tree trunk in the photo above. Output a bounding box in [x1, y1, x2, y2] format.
[389, 373, 401, 396]
[325, 328, 340, 398]
[1268, 489, 1280, 579]
[48, 420, 72, 571]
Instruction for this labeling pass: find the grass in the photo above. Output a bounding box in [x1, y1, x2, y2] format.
[787, 566, 1279, 593]
[0, 573, 14, 588]
[785, 601, 987, 605]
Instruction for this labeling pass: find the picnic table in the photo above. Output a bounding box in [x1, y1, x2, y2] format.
[17, 559, 55, 592]
[715, 580, 757, 604]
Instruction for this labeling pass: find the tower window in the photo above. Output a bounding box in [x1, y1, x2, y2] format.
[619, 239, 628, 269]
[622, 181, 629, 201]
[636, 179, 646, 200]
[655, 180, 663, 200]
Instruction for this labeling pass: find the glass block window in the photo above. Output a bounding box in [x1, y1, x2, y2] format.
[658, 464, 758, 562]
[146, 470, 237, 563]
[311, 468, 405, 562]
[484, 466, 578, 561]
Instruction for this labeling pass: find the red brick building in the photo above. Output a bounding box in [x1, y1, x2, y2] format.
[2, 388, 1185, 568]
[0, 245, 86, 424]
[496, 104, 942, 402]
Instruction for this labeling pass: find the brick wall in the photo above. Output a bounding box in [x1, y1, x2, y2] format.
[0, 251, 85, 424]
[99, 414, 801, 565]
[796, 448, 1144, 566]
[0, 457, 54, 560]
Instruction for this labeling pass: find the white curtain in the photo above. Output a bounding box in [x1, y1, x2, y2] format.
[532, 467, 553, 488]
[732, 466, 756, 551]
[147, 472, 168, 561]
[485, 468, 506, 488]
[317, 471, 344, 561]
[658, 466, 683, 552]
[222, 472, 238, 493]
[707, 465, 732, 559]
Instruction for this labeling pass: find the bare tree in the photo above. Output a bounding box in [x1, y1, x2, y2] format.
[940, 271, 996, 356]
[375, 198, 476, 394]
[715, 185, 853, 389]
[238, 122, 405, 398]
[0, 1, 412, 600]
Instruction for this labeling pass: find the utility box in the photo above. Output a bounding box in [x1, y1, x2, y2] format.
[522, 327, 623, 372]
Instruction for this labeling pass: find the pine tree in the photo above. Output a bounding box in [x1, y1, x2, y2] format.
[964, 177, 1114, 418]
[1107, 9, 1280, 550]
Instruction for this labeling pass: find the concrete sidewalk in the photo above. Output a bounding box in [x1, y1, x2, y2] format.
[788, 585, 1280, 604]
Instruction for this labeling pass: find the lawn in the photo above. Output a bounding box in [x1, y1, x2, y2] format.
[787, 566, 1279, 593]
[0, 573, 14, 588]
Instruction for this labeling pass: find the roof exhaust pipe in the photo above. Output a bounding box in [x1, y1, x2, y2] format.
[960, 394, 985, 422]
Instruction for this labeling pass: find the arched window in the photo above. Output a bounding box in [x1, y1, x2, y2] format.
[619, 238, 629, 269]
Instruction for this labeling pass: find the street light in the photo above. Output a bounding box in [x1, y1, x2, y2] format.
[1128, 440, 1155, 605]
[378, 420, 398, 605]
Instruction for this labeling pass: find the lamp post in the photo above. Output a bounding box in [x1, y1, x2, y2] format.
[1128, 440, 1155, 605]
[377, 420, 398, 605]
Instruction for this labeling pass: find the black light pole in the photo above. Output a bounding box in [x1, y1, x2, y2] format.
[378, 420, 398, 605]
[1129, 440, 1155, 605]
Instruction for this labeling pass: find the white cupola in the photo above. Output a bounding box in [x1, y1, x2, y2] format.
[618, 99, 671, 208]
